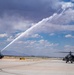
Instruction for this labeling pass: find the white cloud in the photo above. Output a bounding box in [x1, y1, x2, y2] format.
[61, 2, 74, 10]
[7, 36, 14, 42]
[65, 34, 74, 38]
[16, 39, 58, 48]
[51, 8, 74, 25]
[49, 33, 55, 36]
[32, 23, 74, 34]
[31, 34, 43, 38]
[64, 45, 74, 52]
[5, 39, 59, 56]
[0, 15, 33, 33]
[39, 39, 59, 47]
[0, 33, 8, 38]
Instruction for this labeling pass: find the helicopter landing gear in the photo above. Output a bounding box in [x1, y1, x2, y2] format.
[66, 60, 68, 63]
[66, 60, 73, 63]
[71, 60, 73, 63]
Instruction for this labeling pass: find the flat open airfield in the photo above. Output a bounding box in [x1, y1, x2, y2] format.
[0, 57, 74, 75]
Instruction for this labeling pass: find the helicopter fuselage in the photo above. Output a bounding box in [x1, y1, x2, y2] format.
[0, 52, 4, 59]
[0, 55, 4, 59]
[63, 54, 74, 63]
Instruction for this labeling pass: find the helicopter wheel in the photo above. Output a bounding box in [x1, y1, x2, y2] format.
[66, 61, 68, 63]
[71, 61, 73, 63]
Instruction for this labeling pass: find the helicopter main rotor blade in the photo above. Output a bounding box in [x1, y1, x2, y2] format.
[58, 51, 74, 53]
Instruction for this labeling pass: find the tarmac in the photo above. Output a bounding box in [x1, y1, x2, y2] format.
[0, 58, 74, 75]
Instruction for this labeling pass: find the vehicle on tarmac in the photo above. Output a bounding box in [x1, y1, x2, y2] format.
[61, 51, 74, 63]
[0, 52, 4, 59]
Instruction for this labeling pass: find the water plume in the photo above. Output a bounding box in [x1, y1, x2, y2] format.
[1, 8, 66, 52]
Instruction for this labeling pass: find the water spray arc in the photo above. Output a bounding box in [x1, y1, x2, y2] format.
[1, 8, 66, 52]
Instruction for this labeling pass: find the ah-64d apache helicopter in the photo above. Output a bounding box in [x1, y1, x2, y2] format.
[0, 52, 4, 59]
[60, 51, 74, 63]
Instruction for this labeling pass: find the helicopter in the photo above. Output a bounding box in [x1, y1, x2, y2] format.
[61, 51, 74, 63]
[0, 52, 4, 59]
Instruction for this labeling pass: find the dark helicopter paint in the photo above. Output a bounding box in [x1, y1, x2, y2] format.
[0, 52, 4, 59]
[62, 51, 74, 63]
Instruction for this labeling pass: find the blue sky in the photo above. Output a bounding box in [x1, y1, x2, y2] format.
[0, 0, 74, 57]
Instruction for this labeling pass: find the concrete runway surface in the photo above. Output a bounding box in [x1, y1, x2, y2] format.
[0, 58, 74, 75]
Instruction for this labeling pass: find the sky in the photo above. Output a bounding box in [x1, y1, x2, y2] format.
[0, 0, 74, 57]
